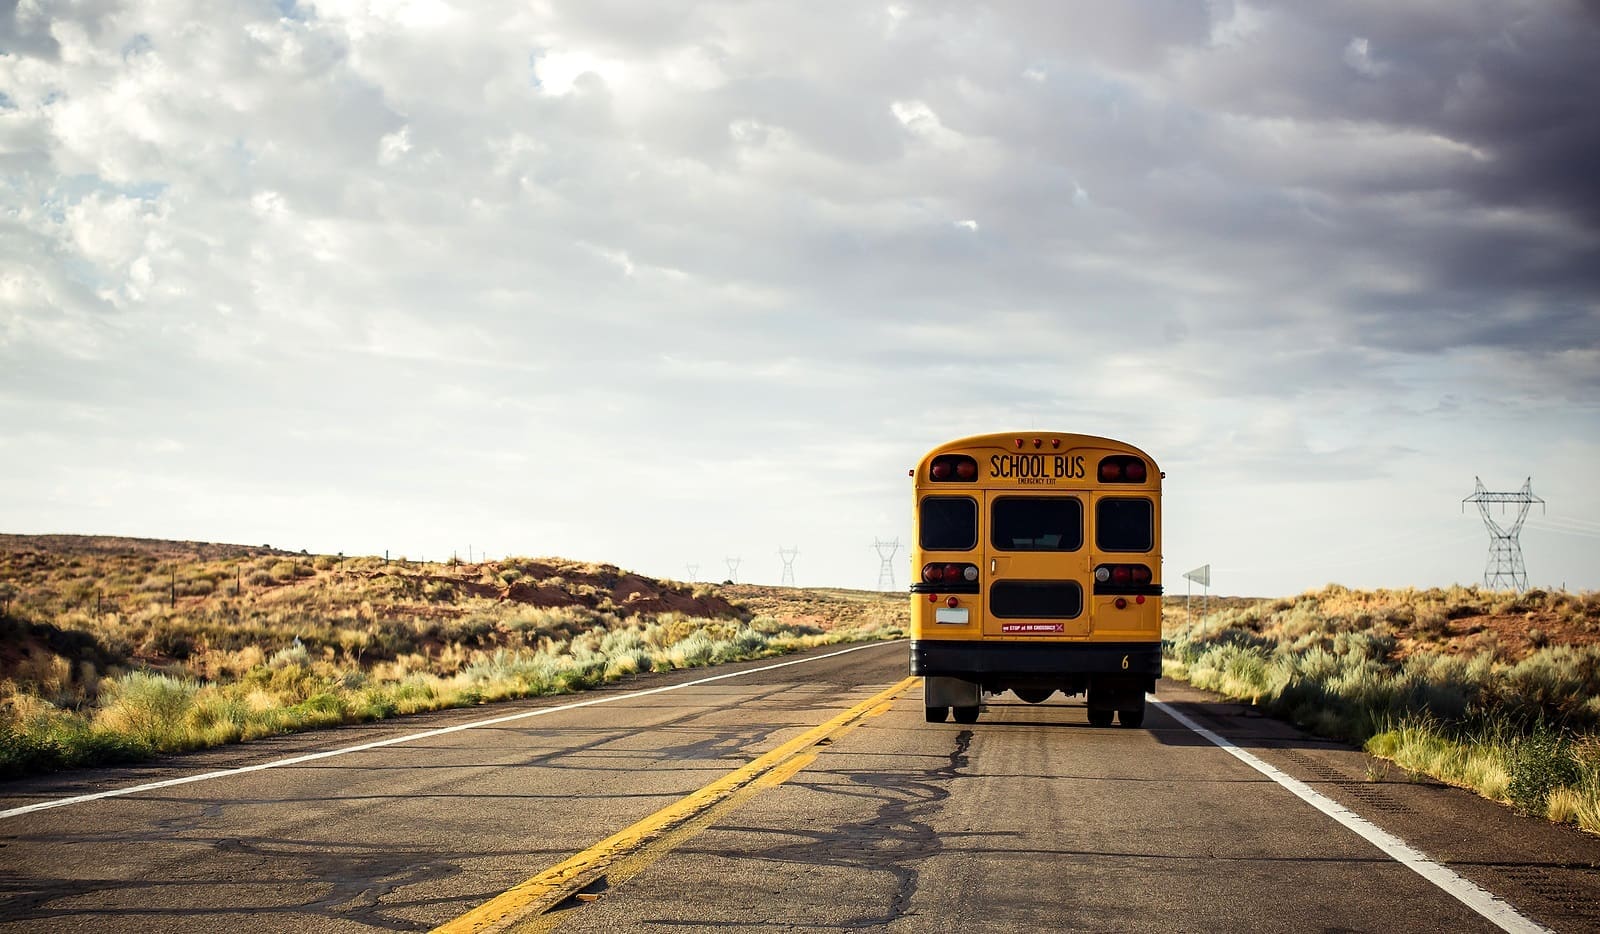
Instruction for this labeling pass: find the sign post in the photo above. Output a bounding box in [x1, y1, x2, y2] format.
[1183, 564, 1211, 620]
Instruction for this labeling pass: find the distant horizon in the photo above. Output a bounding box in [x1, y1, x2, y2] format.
[3, 528, 1588, 598]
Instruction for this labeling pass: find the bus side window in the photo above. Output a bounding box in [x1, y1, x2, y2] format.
[920, 496, 978, 550]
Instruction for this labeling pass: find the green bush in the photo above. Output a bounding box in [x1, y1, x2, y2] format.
[1508, 730, 1582, 815]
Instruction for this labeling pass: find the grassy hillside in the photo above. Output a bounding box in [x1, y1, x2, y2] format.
[1163, 585, 1600, 834]
[0, 535, 905, 778]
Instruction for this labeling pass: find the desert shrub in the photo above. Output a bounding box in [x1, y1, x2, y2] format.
[268, 640, 311, 670]
[147, 627, 196, 660]
[270, 562, 299, 583]
[94, 671, 198, 748]
[1508, 730, 1582, 815]
[667, 630, 717, 668]
[178, 579, 215, 598]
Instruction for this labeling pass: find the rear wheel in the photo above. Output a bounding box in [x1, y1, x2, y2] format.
[1013, 688, 1053, 705]
[1087, 708, 1115, 728]
[925, 706, 950, 723]
[1118, 703, 1146, 728]
[952, 705, 980, 724]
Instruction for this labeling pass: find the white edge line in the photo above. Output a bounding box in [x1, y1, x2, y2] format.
[1150, 697, 1550, 934]
[1, 640, 905, 821]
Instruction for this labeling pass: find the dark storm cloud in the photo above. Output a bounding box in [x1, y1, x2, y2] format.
[1181, 1, 1600, 242]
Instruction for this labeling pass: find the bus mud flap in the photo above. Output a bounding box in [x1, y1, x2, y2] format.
[925, 676, 981, 708]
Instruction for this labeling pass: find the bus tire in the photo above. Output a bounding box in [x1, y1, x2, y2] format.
[1087, 708, 1115, 728]
[1118, 705, 1145, 728]
[952, 706, 980, 724]
[925, 706, 950, 723]
[1014, 688, 1053, 704]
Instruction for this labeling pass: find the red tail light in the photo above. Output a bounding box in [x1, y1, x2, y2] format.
[1098, 455, 1147, 484]
[922, 563, 979, 584]
[1093, 563, 1155, 594]
[929, 454, 978, 483]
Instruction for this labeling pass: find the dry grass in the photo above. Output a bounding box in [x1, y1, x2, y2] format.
[0, 538, 906, 777]
[1164, 584, 1600, 835]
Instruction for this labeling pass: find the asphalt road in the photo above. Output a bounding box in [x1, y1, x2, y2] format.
[2, 641, 1598, 932]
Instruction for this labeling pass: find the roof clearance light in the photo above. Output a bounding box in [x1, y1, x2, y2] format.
[1014, 438, 1024, 449]
[1033, 438, 1042, 449]
[1051, 438, 1061, 449]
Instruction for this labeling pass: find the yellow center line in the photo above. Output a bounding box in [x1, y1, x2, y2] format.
[432, 675, 919, 934]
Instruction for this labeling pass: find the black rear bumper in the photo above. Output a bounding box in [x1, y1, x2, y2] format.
[910, 639, 1161, 692]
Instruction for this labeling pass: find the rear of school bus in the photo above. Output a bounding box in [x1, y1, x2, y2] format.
[908, 432, 1162, 726]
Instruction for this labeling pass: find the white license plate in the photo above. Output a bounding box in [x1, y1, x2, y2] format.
[934, 608, 970, 624]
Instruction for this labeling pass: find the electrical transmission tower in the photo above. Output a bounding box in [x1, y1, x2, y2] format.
[874, 538, 901, 591]
[1463, 477, 1544, 591]
[778, 547, 799, 586]
[685, 564, 699, 582]
[725, 557, 741, 583]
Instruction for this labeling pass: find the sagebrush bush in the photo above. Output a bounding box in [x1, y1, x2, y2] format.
[1508, 730, 1582, 816]
[1168, 585, 1600, 834]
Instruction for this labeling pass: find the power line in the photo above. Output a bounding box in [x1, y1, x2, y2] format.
[873, 538, 900, 591]
[1463, 476, 1544, 591]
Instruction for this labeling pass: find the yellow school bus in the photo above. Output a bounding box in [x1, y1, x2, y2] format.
[909, 432, 1162, 726]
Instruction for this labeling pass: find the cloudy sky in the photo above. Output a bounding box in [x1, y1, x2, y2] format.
[4, 0, 1598, 595]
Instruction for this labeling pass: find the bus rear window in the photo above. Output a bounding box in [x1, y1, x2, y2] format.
[991, 497, 1083, 551]
[1096, 497, 1153, 552]
[919, 496, 977, 550]
[991, 581, 1083, 619]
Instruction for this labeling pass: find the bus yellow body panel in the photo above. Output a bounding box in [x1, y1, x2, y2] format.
[908, 432, 1162, 726]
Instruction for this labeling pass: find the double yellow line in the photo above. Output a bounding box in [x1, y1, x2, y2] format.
[433, 676, 918, 934]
